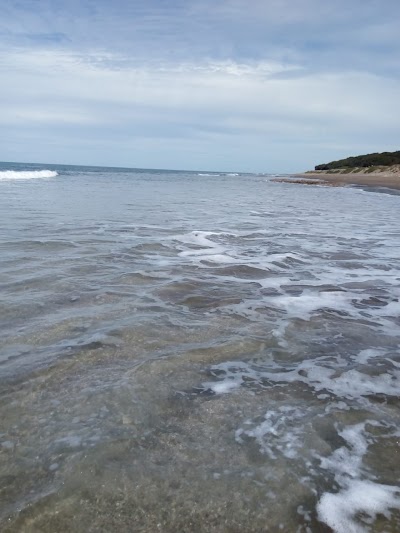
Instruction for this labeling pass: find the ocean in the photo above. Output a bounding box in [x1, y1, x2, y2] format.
[0, 162, 399, 532]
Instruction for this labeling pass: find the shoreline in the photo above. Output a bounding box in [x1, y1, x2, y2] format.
[280, 171, 400, 191]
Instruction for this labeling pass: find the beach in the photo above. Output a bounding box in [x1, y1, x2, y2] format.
[293, 168, 400, 190]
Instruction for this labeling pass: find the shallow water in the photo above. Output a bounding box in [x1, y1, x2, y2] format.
[0, 163, 399, 532]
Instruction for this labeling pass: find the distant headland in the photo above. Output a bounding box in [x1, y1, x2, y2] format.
[274, 150, 400, 190]
[314, 150, 400, 171]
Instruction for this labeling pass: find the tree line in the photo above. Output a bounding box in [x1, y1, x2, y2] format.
[315, 150, 400, 170]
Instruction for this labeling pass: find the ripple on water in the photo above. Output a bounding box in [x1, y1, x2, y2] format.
[0, 170, 399, 531]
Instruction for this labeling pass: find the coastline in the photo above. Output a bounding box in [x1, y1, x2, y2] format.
[272, 169, 400, 191]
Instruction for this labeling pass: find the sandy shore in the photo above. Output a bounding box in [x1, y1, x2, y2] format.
[290, 171, 400, 190]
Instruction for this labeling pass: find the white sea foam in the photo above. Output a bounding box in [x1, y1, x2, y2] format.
[317, 423, 400, 532]
[197, 173, 221, 176]
[231, 398, 400, 531]
[0, 170, 58, 180]
[176, 231, 238, 263]
[235, 406, 306, 459]
[318, 480, 400, 533]
[268, 290, 352, 320]
[205, 353, 400, 402]
[210, 380, 240, 394]
[171, 225, 400, 333]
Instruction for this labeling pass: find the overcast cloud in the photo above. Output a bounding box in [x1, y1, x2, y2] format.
[1, 0, 399, 172]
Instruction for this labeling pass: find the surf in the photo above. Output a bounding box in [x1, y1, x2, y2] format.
[0, 170, 58, 180]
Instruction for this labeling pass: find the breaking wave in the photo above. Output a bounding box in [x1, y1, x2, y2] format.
[0, 170, 58, 180]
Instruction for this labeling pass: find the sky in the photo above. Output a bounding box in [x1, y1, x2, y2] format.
[1, 0, 400, 172]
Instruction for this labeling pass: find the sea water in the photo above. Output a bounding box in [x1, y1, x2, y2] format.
[0, 162, 399, 532]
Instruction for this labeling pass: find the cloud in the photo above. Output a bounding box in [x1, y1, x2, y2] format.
[0, 1, 400, 170]
[1, 45, 399, 171]
[2, 1, 400, 69]
[2, 48, 398, 122]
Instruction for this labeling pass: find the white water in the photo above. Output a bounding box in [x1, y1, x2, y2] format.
[0, 169, 58, 180]
[317, 423, 400, 533]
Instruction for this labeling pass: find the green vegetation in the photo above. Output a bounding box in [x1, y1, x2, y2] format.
[315, 150, 400, 170]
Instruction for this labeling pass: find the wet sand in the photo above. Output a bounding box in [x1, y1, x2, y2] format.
[293, 171, 400, 190]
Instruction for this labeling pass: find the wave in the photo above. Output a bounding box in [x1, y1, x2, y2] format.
[0, 170, 58, 181]
[197, 173, 240, 177]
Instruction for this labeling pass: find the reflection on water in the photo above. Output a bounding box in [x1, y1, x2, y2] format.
[0, 165, 399, 532]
